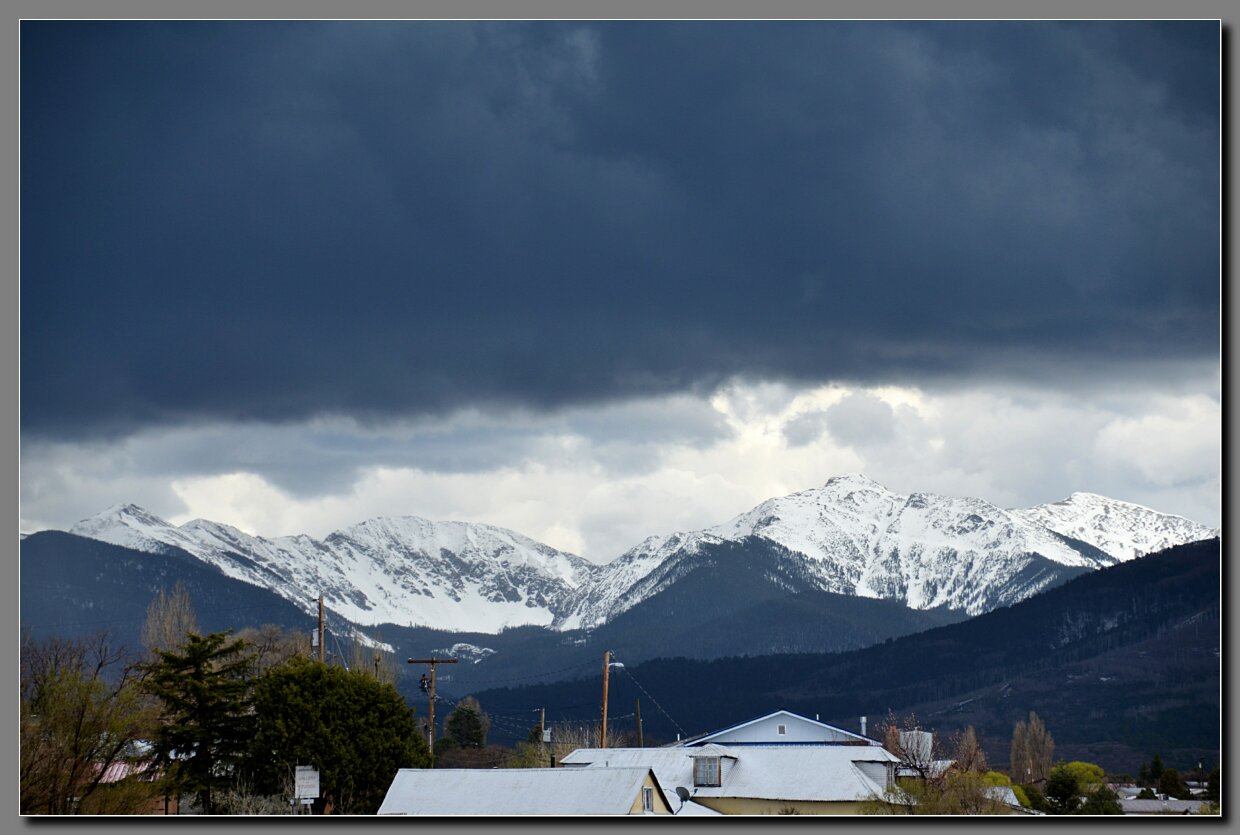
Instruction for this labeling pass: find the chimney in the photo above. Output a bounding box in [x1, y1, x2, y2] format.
[861, 716, 867, 737]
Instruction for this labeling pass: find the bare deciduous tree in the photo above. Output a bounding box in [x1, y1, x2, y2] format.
[1010, 711, 1054, 785]
[20, 632, 161, 814]
[951, 725, 988, 774]
[141, 582, 200, 660]
[236, 623, 311, 673]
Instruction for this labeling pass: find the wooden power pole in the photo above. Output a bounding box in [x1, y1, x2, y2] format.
[635, 698, 643, 748]
[407, 657, 458, 762]
[600, 650, 612, 750]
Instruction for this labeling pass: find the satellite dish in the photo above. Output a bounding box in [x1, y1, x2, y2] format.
[675, 787, 691, 802]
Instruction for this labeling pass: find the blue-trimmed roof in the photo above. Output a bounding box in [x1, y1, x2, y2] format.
[683, 709, 877, 746]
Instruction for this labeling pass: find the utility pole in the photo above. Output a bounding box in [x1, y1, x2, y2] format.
[635, 698, 643, 748]
[539, 707, 548, 768]
[407, 657, 458, 763]
[600, 650, 611, 750]
[317, 595, 325, 663]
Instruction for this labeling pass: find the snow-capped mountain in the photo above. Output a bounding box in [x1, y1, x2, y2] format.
[1011, 492, 1217, 563]
[65, 476, 1216, 635]
[69, 505, 599, 632]
[558, 474, 1216, 626]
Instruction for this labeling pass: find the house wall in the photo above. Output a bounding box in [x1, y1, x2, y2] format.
[626, 775, 673, 814]
[694, 797, 875, 815]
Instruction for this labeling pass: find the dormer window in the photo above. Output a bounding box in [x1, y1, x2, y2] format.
[693, 756, 721, 787]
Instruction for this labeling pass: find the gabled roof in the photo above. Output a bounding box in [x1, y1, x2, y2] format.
[562, 745, 898, 804]
[683, 709, 876, 746]
[377, 767, 669, 815]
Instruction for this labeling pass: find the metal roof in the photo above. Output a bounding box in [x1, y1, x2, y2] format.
[562, 744, 898, 804]
[377, 767, 669, 815]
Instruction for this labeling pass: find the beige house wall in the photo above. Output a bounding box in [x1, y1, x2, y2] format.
[693, 797, 879, 815]
[626, 774, 673, 814]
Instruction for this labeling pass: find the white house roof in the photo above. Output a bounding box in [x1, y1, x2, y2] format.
[562, 744, 898, 804]
[1119, 798, 1203, 815]
[680, 709, 877, 746]
[377, 767, 667, 815]
[688, 743, 738, 759]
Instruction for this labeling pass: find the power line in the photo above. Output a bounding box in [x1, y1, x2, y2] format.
[611, 658, 686, 738]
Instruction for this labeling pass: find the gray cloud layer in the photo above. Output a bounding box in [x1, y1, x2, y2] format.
[21, 21, 1219, 440]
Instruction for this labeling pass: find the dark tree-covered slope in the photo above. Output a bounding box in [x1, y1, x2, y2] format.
[472, 539, 1220, 774]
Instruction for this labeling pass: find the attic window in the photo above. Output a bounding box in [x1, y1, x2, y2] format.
[642, 787, 654, 812]
[777, 724, 787, 735]
[693, 756, 721, 787]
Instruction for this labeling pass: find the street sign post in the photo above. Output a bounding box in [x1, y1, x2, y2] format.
[295, 765, 319, 809]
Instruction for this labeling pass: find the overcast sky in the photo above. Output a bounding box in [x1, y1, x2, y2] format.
[20, 21, 1220, 561]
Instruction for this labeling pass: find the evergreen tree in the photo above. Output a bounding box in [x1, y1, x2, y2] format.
[142, 631, 255, 814]
[1139, 753, 1165, 787]
[1043, 765, 1082, 815]
[1157, 768, 1190, 800]
[1079, 785, 1123, 815]
[444, 697, 490, 749]
[243, 656, 428, 814]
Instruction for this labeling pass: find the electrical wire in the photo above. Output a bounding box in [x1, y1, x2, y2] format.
[610, 657, 687, 738]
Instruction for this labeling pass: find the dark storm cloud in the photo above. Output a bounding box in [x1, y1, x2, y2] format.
[21, 21, 1219, 439]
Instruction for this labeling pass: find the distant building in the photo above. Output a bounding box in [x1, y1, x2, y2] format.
[562, 710, 901, 815]
[1119, 797, 1204, 815]
[376, 767, 672, 815]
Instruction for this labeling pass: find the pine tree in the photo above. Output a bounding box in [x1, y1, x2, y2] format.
[142, 631, 255, 814]
[444, 697, 490, 749]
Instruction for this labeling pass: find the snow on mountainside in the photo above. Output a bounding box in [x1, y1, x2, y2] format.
[559, 474, 1215, 626]
[69, 506, 599, 632]
[66, 477, 1215, 635]
[1011, 492, 1216, 563]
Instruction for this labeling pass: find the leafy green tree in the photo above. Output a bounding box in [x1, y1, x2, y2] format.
[142, 631, 256, 814]
[1206, 768, 1220, 803]
[1043, 765, 1082, 815]
[244, 655, 429, 814]
[1137, 787, 1156, 799]
[20, 633, 160, 814]
[865, 770, 1010, 815]
[1020, 783, 1048, 812]
[1062, 761, 1106, 793]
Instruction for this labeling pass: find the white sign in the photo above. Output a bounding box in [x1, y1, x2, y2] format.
[542, 729, 552, 743]
[295, 765, 320, 800]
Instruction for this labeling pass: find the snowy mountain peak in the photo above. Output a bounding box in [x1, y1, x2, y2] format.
[1012, 491, 1215, 563]
[61, 477, 1215, 636]
[561, 475, 1215, 626]
[823, 472, 887, 490]
[69, 505, 599, 633]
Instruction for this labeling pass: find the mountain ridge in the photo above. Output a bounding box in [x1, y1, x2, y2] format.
[64, 474, 1215, 633]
